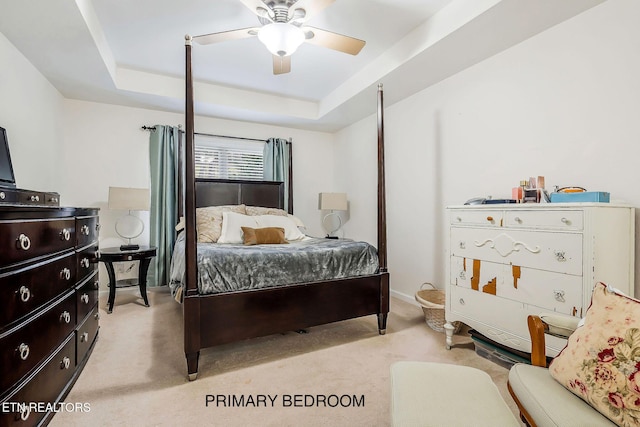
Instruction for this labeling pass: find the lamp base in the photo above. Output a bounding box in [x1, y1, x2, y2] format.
[120, 244, 140, 251]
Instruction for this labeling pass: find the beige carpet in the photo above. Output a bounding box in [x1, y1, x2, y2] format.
[50, 287, 523, 427]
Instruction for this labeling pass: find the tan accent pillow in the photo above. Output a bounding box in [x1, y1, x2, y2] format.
[241, 227, 288, 245]
[195, 205, 246, 243]
[549, 282, 640, 426]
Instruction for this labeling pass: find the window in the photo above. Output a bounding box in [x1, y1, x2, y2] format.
[194, 134, 263, 180]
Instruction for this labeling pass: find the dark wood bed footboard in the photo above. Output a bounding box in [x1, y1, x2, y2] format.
[184, 272, 389, 378]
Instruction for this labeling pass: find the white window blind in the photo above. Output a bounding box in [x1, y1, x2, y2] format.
[194, 134, 263, 180]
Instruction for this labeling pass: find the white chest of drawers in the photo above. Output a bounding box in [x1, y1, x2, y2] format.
[444, 203, 635, 357]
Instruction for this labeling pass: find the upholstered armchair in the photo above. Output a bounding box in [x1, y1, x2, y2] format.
[508, 314, 617, 427]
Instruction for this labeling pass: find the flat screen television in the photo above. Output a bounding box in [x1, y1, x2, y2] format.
[0, 126, 17, 188]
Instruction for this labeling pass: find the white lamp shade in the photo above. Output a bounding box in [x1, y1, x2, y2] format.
[108, 187, 150, 211]
[258, 23, 305, 57]
[318, 193, 348, 211]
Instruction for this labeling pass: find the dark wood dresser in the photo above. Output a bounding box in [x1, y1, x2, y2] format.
[0, 205, 100, 426]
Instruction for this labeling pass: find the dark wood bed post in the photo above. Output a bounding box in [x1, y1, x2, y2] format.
[287, 140, 293, 214]
[377, 83, 389, 334]
[184, 35, 200, 381]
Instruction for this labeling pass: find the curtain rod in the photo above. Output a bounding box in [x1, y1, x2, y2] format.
[141, 125, 270, 143]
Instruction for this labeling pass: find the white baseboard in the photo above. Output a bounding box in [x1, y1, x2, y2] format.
[390, 289, 419, 306]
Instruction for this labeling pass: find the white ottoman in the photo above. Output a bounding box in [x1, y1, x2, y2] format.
[390, 361, 520, 427]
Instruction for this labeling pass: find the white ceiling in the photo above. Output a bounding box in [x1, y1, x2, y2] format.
[0, 0, 604, 132]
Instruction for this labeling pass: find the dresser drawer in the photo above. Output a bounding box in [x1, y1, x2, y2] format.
[76, 244, 98, 284]
[0, 335, 75, 427]
[76, 305, 99, 364]
[450, 209, 503, 227]
[0, 218, 75, 268]
[504, 210, 583, 230]
[76, 273, 99, 323]
[76, 216, 99, 249]
[450, 227, 583, 275]
[451, 257, 584, 315]
[0, 253, 76, 330]
[0, 292, 76, 392]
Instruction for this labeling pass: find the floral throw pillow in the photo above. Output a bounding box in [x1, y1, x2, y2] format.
[549, 282, 640, 426]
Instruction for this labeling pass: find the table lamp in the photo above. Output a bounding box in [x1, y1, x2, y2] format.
[318, 192, 348, 239]
[108, 186, 150, 250]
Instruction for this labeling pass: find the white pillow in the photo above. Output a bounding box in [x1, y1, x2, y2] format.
[255, 215, 305, 241]
[218, 212, 259, 244]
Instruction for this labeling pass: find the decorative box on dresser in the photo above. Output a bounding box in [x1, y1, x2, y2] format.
[444, 203, 635, 357]
[0, 205, 100, 426]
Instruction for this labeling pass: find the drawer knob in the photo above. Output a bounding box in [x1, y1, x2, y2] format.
[514, 216, 522, 223]
[560, 217, 570, 224]
[553, 290, 566, 302]
[459, 271, 466, 280]
[81, 257, 90, 268]
[554, 250, 566, 262]
[459, 298, 465, 306]
[80, 332, 89, 343]
[50, 196, 59, 203]
[60, 268, 71, 281]
[17, 234, 31, 251]
[95, 312, 101, 321]
[18, 286, 31, 302]
[486, 216, 494, 222]
[81, 224, 90, 236]
[19, 405, 30, 421]
[17, 343, 30, 360]
[0, 191, 4, 200]
[60, 310, 71, 324]
[61, 356, 71, 370]
[459, 241, 466, 249]
[81, 293, 89, 304]
[94, 281, 99, 290]
[60, 228, 71, 241]
[30, 195, 40, 202]
[455, 216, 462, 222]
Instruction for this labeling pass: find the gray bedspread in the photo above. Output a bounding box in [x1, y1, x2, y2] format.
[169, 233, 379, 297]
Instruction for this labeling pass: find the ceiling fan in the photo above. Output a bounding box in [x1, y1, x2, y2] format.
[193, 0, 366, 75]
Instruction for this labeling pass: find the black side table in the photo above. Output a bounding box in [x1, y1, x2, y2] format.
[98, 246, 157, 314]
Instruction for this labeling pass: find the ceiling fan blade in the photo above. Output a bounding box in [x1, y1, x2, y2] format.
[304, 27, 365, 55]
[194, 27, 259, 45]
[273, 55, 291, 75]
[290, 0, 335, 21]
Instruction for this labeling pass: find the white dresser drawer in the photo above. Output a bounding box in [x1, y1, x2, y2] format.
[448, 285, 570, 355]
[504, 210, 583, 230]
[450, 227, 583, 275]
[451, 257, 583, 315]
[450, 209, 503, 227]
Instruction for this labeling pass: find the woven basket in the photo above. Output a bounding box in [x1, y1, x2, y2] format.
[415, 283, 461, 333]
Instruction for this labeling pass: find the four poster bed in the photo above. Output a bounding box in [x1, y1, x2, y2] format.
[177, 35, 389, 380]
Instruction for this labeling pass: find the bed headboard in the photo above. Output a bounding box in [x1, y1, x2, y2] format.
[194, 178, 285, 210]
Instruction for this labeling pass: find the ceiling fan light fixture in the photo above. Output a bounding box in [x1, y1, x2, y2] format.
[258, 23, 305, 57]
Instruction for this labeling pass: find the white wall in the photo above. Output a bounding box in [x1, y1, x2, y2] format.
[336, 0, 640, 301]
[62, 100, 335, 276]
[0, 32, 65, 191]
